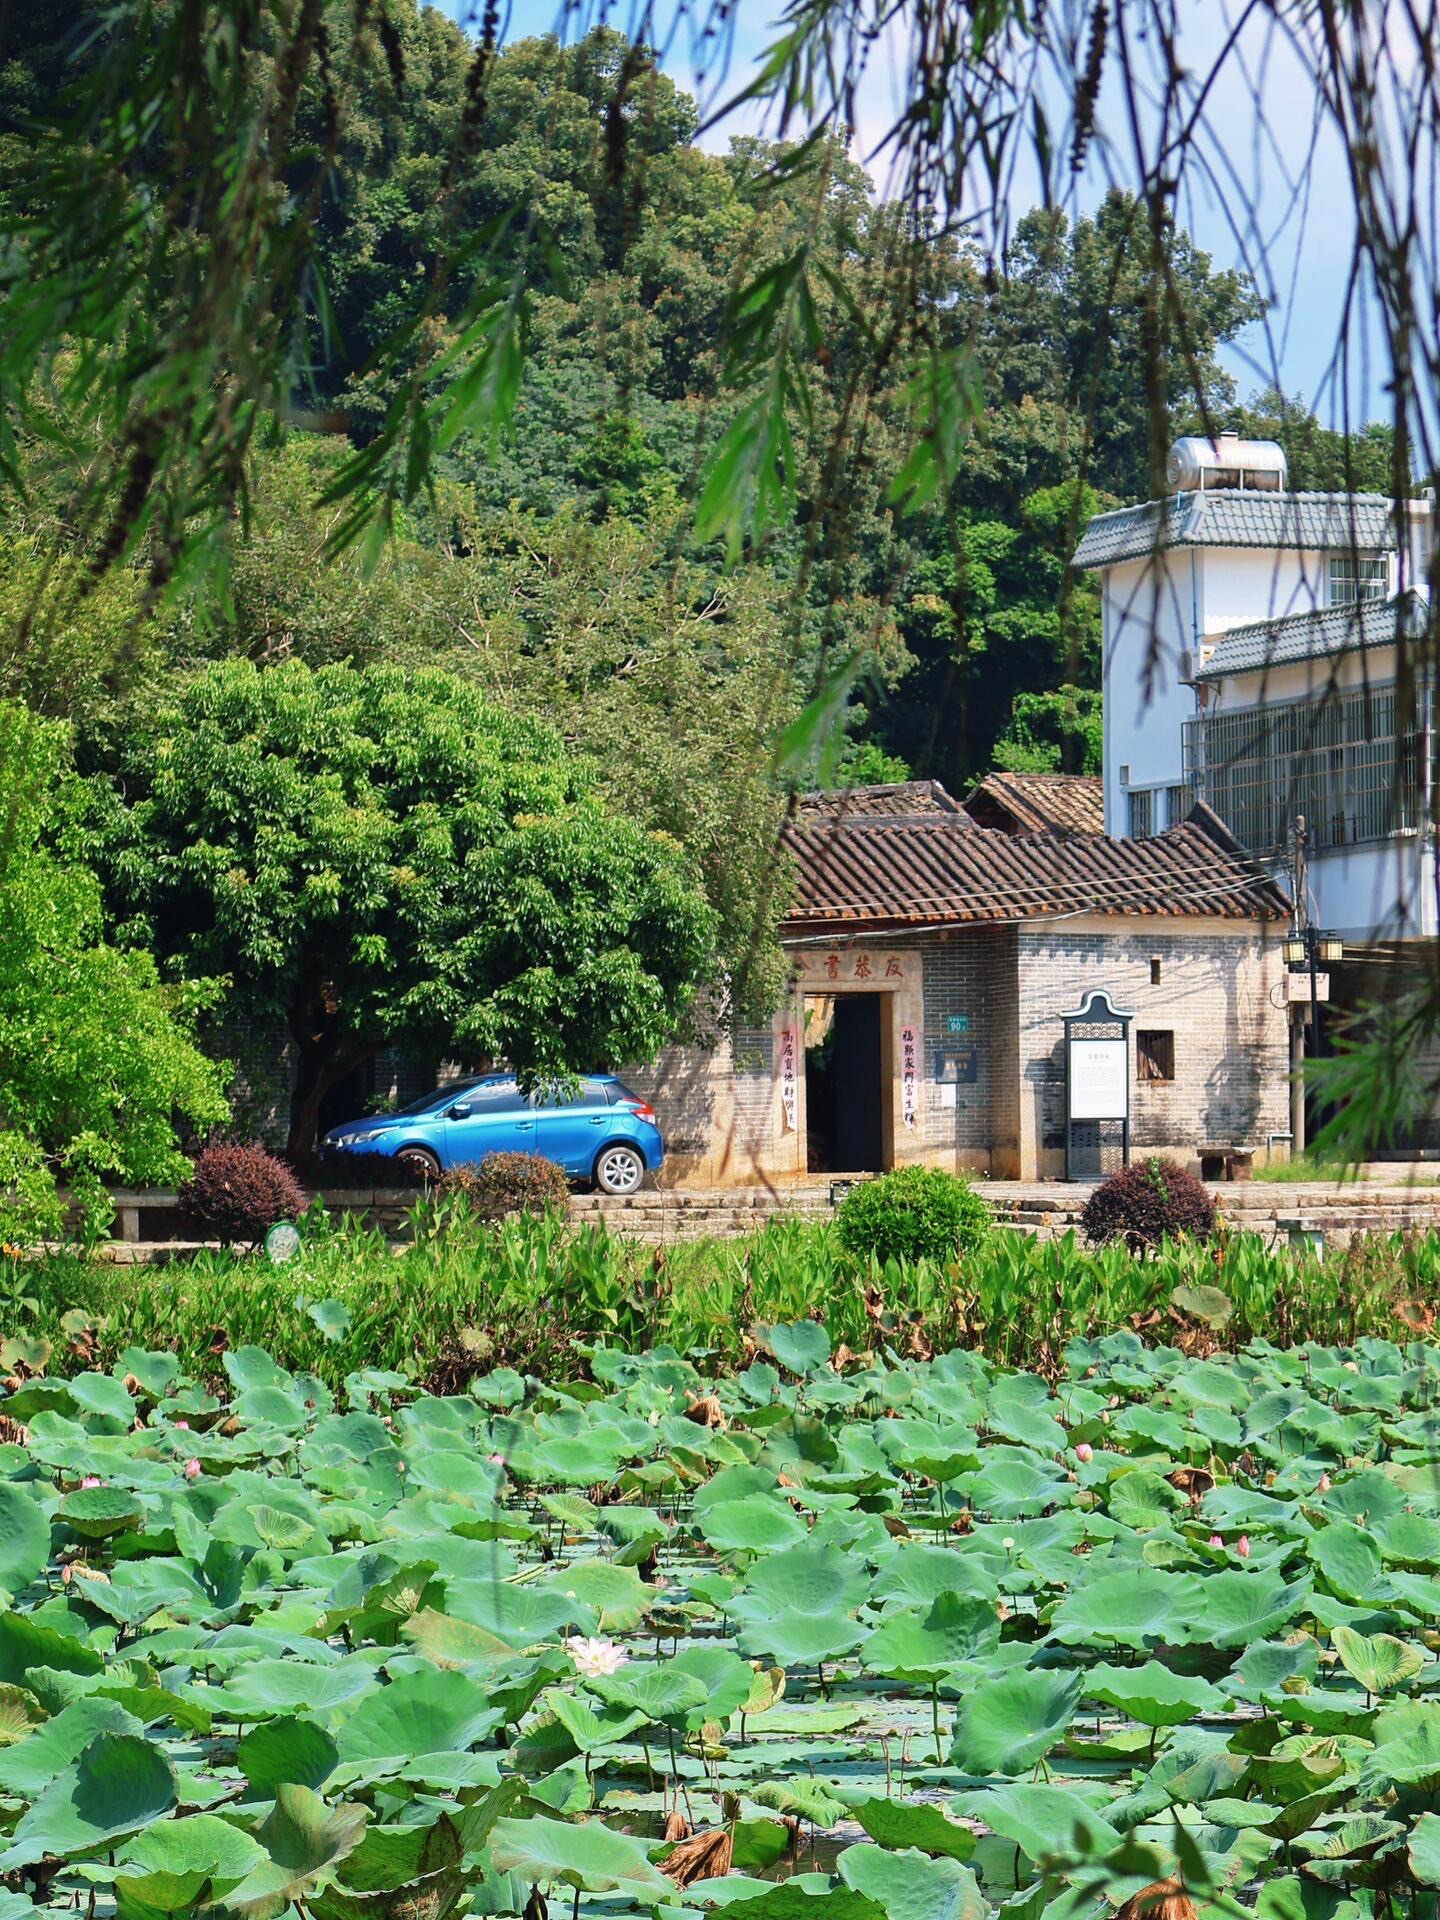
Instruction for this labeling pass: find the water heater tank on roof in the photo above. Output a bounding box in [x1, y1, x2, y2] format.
[1166, 432, 1288, 493]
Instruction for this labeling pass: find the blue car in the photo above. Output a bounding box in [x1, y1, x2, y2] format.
[320, 1073, 663, 1194]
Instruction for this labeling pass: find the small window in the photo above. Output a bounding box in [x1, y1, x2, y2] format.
[1137, 1031, 1175, 1082]
[1150, 957, 1162, 986]
[1128, 789, 1154, 839]
[1328, 554, 1388, 606]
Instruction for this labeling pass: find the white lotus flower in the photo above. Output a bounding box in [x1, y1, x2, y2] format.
[566, 1635, 629, 1677]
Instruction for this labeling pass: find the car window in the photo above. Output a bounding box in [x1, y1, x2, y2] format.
[451, 1080, 526, 1115]
[396, 1080, 478, 1116]
[530, 1078, 611, 1111]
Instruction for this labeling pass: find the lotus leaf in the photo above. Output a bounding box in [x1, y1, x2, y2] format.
[0, 1486, 48, 1596]
[700, 1496, 809, 1553]
[0, 1731, 177, 1868]
[767, 1322, 832, 1376]
[489, 1813, 671, 1895]
[851, 1798, 977, 1860]
[237, 1714, 340, 1796]
[838, 1844, 987, 1920]
[56, 1487, 145, 1540]
[1049, 1568, 1199, 1648]
[335, 1668, 498, 1765]
[950, 1666, 1083, 1775]
[0, 1698, 144, 1797]
[1332, 1624, 1424, 1693]
[1085, 1661, 1227, 1728]
[224, 1781, 368, 1919]
[952, 1782, 1121, 1863]
[862, 1593, 1000, 1684]
[111, 1812, 269, 1917]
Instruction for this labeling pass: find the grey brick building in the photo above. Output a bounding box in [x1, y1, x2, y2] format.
[629, 782, 1292, 1184]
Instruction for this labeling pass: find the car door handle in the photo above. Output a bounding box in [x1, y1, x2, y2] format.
[588, 1117, 606, 1126]
[515, 1120, 534, 1131]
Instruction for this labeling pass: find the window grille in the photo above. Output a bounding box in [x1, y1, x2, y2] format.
[1183, 683, 1424, 856]
[1165, 784, 1194, 829]
[1128, 788, 1155, 839]
[1329, 554, 1389, 605]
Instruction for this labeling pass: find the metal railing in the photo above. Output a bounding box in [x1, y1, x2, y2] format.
[1183, 683, 1427, 855]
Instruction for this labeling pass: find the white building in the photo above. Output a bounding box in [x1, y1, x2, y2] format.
[1076, 433, 1436, 1146]
[1077, 433, 1434, 943]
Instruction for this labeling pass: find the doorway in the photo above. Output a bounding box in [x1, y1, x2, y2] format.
[803, 993, 887, 1173]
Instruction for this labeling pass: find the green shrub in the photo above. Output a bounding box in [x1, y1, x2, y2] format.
[1081, 1156, 1216, 1251]
[836, 1165, 991, 1266]
[437, 1151, 572, 1220]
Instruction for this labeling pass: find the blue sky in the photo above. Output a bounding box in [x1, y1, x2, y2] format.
[441, 0, 1386, 430]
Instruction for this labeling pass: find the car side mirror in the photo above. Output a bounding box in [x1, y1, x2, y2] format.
[447, 1103, 472, 1120]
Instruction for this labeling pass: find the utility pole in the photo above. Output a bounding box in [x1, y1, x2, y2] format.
[1289, 817, 1307, 1157]
[1285, 815, 1343, 1161]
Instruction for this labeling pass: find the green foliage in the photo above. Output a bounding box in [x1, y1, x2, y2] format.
[0, 703, 227, 1246]
[993, 687, 1102, 776]
[73, 659, 714, 1152]
[836, 1167, 992, 1267]
[0, 1297, 1437, 1914]
[18, 1209, 1440, 1387]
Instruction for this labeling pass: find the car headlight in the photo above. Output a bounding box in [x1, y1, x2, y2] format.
[341, 1129, 386, 1145]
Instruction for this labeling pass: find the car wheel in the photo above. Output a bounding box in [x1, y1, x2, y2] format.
[396, 1146, 441, 1181]
[594, 1142, 646, 1195]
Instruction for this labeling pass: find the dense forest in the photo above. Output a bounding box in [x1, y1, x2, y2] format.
[0, 5, 1398, 1026]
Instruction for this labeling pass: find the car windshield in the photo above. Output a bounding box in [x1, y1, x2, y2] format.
[392, 1080, 480, 1118]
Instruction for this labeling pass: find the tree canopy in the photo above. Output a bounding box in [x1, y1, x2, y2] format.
[0, 705, 228, 1241]
[73, 661, 716, 1153]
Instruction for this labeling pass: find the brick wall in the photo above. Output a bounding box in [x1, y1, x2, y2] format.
[1016, 918, 1290, 1178]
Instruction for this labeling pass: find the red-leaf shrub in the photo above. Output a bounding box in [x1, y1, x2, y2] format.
[438, 1152, 571, 1221]
[181, 1142, 308, 1247]
[1080, 1156, 1216, 1252]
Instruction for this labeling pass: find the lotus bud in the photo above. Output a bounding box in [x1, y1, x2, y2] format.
[183, 1458, 202, 1480]
[488, 1452, 506, 1466]
[1075, 1442, 1093, 1463]
[1208, 1534, 1223, 1549]
[80, 1475, 103, 1489]
[174, 1419, 190, 1430]
[1002, 1536, 1016, 1552]
[1237, 1534, 1251, 1558]
[1317, 1472, 1332, 1492]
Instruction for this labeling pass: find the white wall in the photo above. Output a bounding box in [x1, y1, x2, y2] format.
[1200, 548, 1332, 629]
[1101, 554, 1197, 833]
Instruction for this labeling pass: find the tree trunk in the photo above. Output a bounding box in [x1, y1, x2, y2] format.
[285, 995, 379, 1158]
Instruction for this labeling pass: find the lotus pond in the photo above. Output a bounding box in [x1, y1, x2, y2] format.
[3, 1325, 1440, 1920]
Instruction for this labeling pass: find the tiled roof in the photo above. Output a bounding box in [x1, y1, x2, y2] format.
[1073, 491, 1396, 570]
[795, 780, 971, 822]
[1195, 588, 1430, 681]
[963, 771, 1104, 836]
[780, 803, 1289, 931]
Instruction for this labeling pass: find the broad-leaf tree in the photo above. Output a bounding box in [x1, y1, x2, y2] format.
[0, 704, 227, 1243]
[74, 660, 716, 1153]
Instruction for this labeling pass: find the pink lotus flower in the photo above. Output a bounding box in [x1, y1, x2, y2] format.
[80, 1476, 103, 1490]
[1075, 1443, 1093, 1463]
[1317, 1472, 1332, 1492]
[488, 1453, 506, 1466]
[1208, 1534, 1224, 1549]
[183, 1458, 202, 1480]
[173, 1420, 190, 1431]
[1237, 1534, 1251, 1558]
